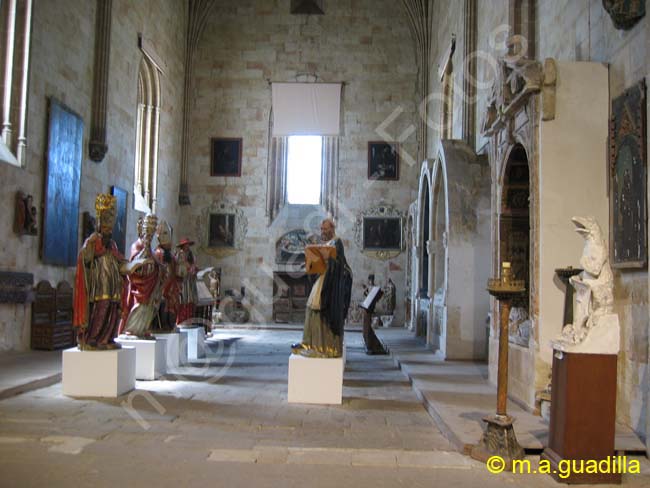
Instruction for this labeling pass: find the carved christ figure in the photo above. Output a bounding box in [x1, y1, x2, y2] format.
[154, 220, 180, 322]
[175, 238, 198, 326]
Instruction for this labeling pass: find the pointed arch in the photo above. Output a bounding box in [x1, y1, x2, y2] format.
[134, 54, 162, 213]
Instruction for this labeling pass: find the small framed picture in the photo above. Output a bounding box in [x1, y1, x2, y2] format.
[368, 141, 399, 181]
[209, 213, 235, 248]
[211, 137, 242, 177]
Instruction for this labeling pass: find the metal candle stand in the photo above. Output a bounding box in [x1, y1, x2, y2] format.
[471, 262, 526, 466]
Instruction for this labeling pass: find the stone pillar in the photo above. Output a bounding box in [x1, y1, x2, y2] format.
[462, 0, 477, 150]
[89, 0, 112, 162]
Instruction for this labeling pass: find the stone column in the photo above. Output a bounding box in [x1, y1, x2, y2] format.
[462, 0, 477, 150]
[88, 0, 112, 162]
[2, 0, 17, 147]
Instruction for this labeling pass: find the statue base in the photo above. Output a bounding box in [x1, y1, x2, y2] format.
[541, 349, 620, 484]
[155, 332, 188, 368]
[62, 347, 135, 397]
[470, 415, 525, 467]
[551, 314, 620, 354]
[115, 338, 166, 380]
[288, 354, 343, 405]
[180, 327, 206, 360]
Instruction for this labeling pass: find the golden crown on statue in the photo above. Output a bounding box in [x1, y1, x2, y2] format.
[95, 193, 116, 215]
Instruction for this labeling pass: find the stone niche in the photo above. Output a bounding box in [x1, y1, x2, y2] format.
[411, 141, 491, 360]
[482, 58, 609, 410]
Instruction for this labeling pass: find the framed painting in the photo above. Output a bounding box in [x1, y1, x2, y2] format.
[362, 217, 402, 250]
[368, 141, 399, 180]
[211, 137, 242, 176]
[42, 98, 83, 267]
[111, 186, 128, 255]
[209, 213, 236, 248]
[609, 79, 647, 268]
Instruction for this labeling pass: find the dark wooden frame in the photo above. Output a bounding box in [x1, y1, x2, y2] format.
[609, 79, 647, 269]
[208, 213, 236, 248]
[367, 141, 399, 181]
[211, 137, 242, 177]
[110, 185, 128, 256]
[362, 217, 403, 251]
[42, 98, 83, 267]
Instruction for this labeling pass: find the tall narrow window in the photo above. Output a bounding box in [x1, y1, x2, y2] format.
[267, 83, 341, 223]
[286, 136, 322, 205]
[134, 53, 161, 213]
[0, 0, 33, 167]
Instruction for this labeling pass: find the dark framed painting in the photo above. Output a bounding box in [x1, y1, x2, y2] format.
[42, 98, 83, 267]
[362, 217, 402, 250]
[211, 137, 242, 177]
[368, 141, 399, 180]
[209, 213, 235, 248]
[111, 186, 128, 255]
[609, 79, 647, 268]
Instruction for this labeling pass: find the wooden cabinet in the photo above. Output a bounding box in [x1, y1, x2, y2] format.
[31, 281, 76, 350]
[273, 273, 312, 323]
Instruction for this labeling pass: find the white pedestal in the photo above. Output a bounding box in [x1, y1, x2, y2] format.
[115, 338, 166, 380]
[180, 327, 206, 360]
[155, 332, 187, 368]
[288, 354, 343, 405]
[62, 347, 135, 397]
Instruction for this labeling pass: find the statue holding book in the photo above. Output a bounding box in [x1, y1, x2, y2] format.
[292, 218, 353, 358]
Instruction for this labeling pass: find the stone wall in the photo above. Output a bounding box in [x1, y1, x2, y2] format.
[0, 0, 186, 351]
[536, 0, 650, 452]
[423, 0, 650, 445]
[181, 0, 419, 324]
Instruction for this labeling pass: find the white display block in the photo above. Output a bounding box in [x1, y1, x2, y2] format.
[179, 327, 206, 360]
[62, 347, 136, 397]
[288, 354, 343, 405]
[155, 332, 187, 368]
[115, 338, 166, 380]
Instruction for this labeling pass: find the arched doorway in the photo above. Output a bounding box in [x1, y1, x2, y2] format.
[499, 144, 530, 344]
[416, 178, 430, 337]
[428, 158, 448, 352]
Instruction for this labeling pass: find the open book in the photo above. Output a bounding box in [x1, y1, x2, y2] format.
[304, 245, 337, 275]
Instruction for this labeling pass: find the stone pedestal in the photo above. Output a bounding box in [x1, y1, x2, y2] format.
[288, 354, 343, 405]
[180, 327, 206, 360]
[541, 350, 620, 484]
[62, 347, 135, 397]
[115, 338, 166, 380]
[155, 332, 187, 368]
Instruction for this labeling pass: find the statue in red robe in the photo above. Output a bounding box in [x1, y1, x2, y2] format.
[119, 214, 161, 339]
[73, 194, 126, 351]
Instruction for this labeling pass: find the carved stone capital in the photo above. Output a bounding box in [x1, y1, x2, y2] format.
[89, 140, 108, 162]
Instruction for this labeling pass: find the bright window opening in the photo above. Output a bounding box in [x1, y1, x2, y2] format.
[286, 135, 322, 205]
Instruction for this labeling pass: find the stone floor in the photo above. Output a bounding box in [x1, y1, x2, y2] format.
[0, 328, 649, 487]
[375, 328, 648, 454]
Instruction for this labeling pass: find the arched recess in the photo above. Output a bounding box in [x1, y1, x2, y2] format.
[498, 143, 531, 345]
[404, 203, 416, 329]
[134, 54, 162, 214]
[427, 155, 449, 352]
[413, 160, 434, 337]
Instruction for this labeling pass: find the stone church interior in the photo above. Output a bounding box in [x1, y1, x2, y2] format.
[1, 0, 650, 486]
